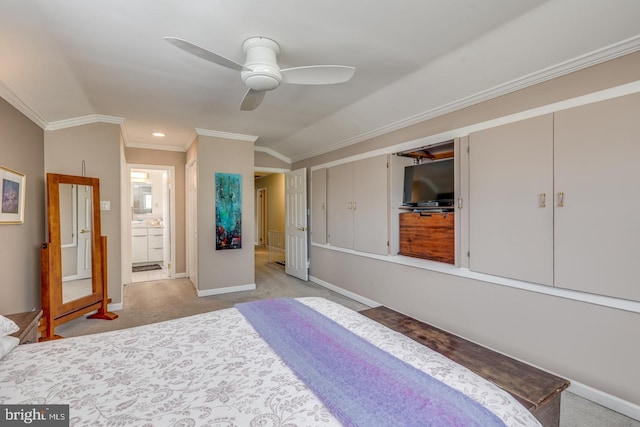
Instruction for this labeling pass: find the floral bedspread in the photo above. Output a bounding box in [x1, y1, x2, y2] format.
[0, 297, 540, 426]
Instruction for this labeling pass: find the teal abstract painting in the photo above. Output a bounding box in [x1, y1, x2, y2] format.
[215, 173, 242, 250]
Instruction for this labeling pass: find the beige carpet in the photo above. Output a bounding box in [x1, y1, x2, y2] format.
[56, 246, 368, 337]
[55, 246, 639, 427]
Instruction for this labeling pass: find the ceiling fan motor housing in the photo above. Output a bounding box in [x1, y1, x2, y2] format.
[241, 37, 282, 91]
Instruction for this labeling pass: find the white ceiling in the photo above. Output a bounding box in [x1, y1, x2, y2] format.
[1, 1, 639, 162]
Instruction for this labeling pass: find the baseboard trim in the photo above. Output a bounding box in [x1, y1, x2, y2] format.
[309, 275, 639, 421]
[196, 284, 256, 297]
[107, 302, 123, 312]
[568, 381, 640, 422]
[173, 272, 187, 279]
[309, 275, 382, 308]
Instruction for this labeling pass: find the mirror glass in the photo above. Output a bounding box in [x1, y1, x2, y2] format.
[132, 182, 152, 214]
[61, 183, 94, 303]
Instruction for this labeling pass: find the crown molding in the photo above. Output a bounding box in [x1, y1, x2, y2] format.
[195, 128, 258, 142]
[254, 146, 292, 164]
[183, 130, 199, 152]
[124, 142, 186, 152]
[255, 167, 291, 175]
[292, 35, 640, 163]
[0, 81, 49, 129]
[46, 114, 124, 131]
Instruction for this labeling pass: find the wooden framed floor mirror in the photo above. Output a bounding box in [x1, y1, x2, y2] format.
[40, 173, 117, 340]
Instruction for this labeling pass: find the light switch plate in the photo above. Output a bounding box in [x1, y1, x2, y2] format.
[100, 200, 110, 211]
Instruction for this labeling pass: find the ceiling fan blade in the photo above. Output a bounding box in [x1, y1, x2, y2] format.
[280, 65, 356, 85]
[240, 89, 266, 111]
[164, 37, 247, 72]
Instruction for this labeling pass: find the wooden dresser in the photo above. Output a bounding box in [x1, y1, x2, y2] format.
[399, 211, 454, 263]
[6, 310, 43, 344]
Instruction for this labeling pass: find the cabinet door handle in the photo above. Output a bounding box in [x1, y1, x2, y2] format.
[347, 202, 352, 210]
[457, 197, 463, 209]
[539, 193, 546, 208]
[353, 201, 356, 210]
[558, 192, 565, 207]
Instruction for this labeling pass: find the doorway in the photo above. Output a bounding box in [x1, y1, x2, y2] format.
[186, 159, 198, 288]
[256, 187, 267, 246]
[254, 170, 308, 281]
[126, 164, 175, 284]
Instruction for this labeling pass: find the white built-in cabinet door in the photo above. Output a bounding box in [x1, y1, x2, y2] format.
[311, 168, 327, 245]
[327, 162, 354, 249]
[554, 92, 640, 301]
[327, 155, 388, 255]
[468, 93, 640, 302]
[468, 114, 554, 285]
[353, 155, 388, 255]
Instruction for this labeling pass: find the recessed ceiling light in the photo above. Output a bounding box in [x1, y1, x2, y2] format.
[152, 132, 165, 137]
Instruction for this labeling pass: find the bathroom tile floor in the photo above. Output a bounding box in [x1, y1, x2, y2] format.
[132, 269, 170, 283]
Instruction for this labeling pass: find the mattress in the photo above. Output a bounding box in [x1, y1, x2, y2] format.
[0, 297, 540, 426]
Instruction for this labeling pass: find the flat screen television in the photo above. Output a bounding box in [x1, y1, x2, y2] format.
[403, 158, 454, 207]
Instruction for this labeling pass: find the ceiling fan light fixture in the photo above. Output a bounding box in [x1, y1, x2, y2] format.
[165, 35, 356, 111]
[242, 71, 281, 91]
[241, 37, 282, 91]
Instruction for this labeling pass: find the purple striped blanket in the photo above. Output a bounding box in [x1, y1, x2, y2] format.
[236, 298, 506, 427]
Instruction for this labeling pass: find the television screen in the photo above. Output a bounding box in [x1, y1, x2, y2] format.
[403, 158, 454, 206]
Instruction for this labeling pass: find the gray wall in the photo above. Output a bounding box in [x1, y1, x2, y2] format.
[294, 51, 640, 405]
[0, 98, 45, 314]
[196, 135, 255, 291]
[254, 150, 290, 170]
[45, 123, 122, 305]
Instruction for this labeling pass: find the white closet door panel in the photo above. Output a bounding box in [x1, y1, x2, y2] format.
[354, 155, 388, 255]
[327, 162, 354, 249]
[554, 92, 640, 301]
[311, 168, 327, 245]
[469, 114, 554, 285]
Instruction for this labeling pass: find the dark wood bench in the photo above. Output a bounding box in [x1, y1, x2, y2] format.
[360, 306, 569, 427]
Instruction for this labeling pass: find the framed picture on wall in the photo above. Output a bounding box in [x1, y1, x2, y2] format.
[215, 172, 242, 250]
[0, 165, 26, 224]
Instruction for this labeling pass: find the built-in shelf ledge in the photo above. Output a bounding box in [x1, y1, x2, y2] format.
[311, 242, 640, 314]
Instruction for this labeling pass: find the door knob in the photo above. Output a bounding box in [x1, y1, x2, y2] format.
[80, 229, 91, 234]
[297, 227, 307, 231]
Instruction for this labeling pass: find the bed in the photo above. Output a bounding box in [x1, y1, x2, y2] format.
[0, 297, 541, 426]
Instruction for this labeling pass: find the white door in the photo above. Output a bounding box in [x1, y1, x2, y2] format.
[162, 171, 171, 277]
[186, 160, 198, 286]
[77, 184, 93, 279]
[285, 168, 308, 281]
[257, 187, 267, 245]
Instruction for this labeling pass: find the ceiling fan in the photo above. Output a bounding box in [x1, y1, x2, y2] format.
[164, 36, 356, 111]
